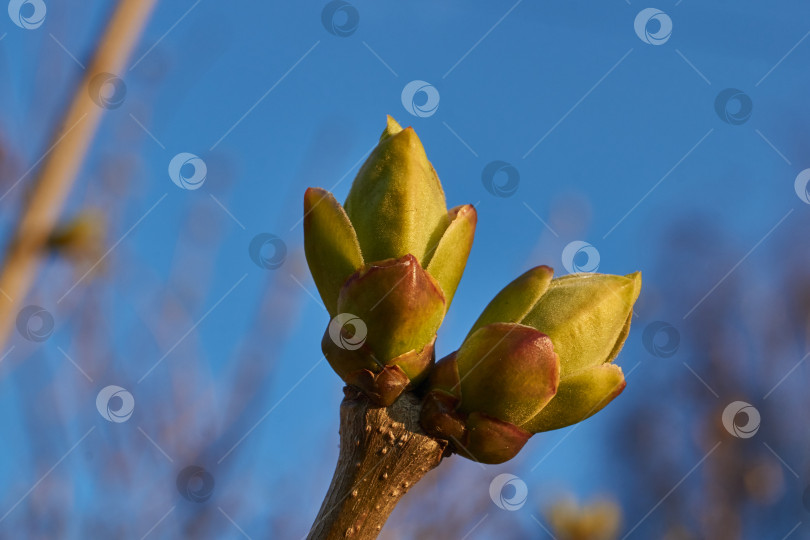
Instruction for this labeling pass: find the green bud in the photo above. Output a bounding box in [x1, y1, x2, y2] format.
[521, 272, 641, 376]
[420, 322, 559, 464]
[425, 204, 477, 307]
[469, 267, 641, 433]
[304, 117, 478, 405]
[378, 114, 403, 141]
[321, 255, 445, 405]
[304, 117, 476, 312]
[337, 254, 445, 362]
[461, 412, 531, 465]
[422, 267, 641, 464]
[344, 116, 449, 266]
[303, 187, 364, 316]
[522, 272, 638, 430]
[467, 265, 553, 336]
[454, 323, 559, 426]
[522, 362, 626, 433]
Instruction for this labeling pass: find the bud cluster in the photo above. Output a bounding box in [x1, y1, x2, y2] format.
[305, 116, 476, 405]
[420, 267, 640, 463]
[304, 117, 641, 463]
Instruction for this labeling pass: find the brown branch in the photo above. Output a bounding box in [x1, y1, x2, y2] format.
[307, 388, 447, 540]
[0, 0, 158, 351]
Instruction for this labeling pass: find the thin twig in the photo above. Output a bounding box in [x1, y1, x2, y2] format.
[0, 0, 158, 350]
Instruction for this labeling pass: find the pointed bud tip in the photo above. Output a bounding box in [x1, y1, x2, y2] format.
[346, 118, 447, 263]
[530, 265, 554, 278]
[380, 115, 404, 141]
[451, 204, 478, 224]
[303, 186, 328, 208]
[626, 271, 642, 300]
[613, 376, 627, 399]
[393, 125, 421, 150]
[386, 115, 402, 131]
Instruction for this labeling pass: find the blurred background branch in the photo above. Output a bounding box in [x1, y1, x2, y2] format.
[0, 0, 157, 351]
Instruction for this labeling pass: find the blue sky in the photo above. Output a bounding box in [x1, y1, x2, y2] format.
[1, 1, 809, 538]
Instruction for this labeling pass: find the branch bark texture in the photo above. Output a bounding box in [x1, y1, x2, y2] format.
[307, 388, 447, 540]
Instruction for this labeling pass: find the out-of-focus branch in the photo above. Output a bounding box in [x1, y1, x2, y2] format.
[0, 0, 158, 350]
